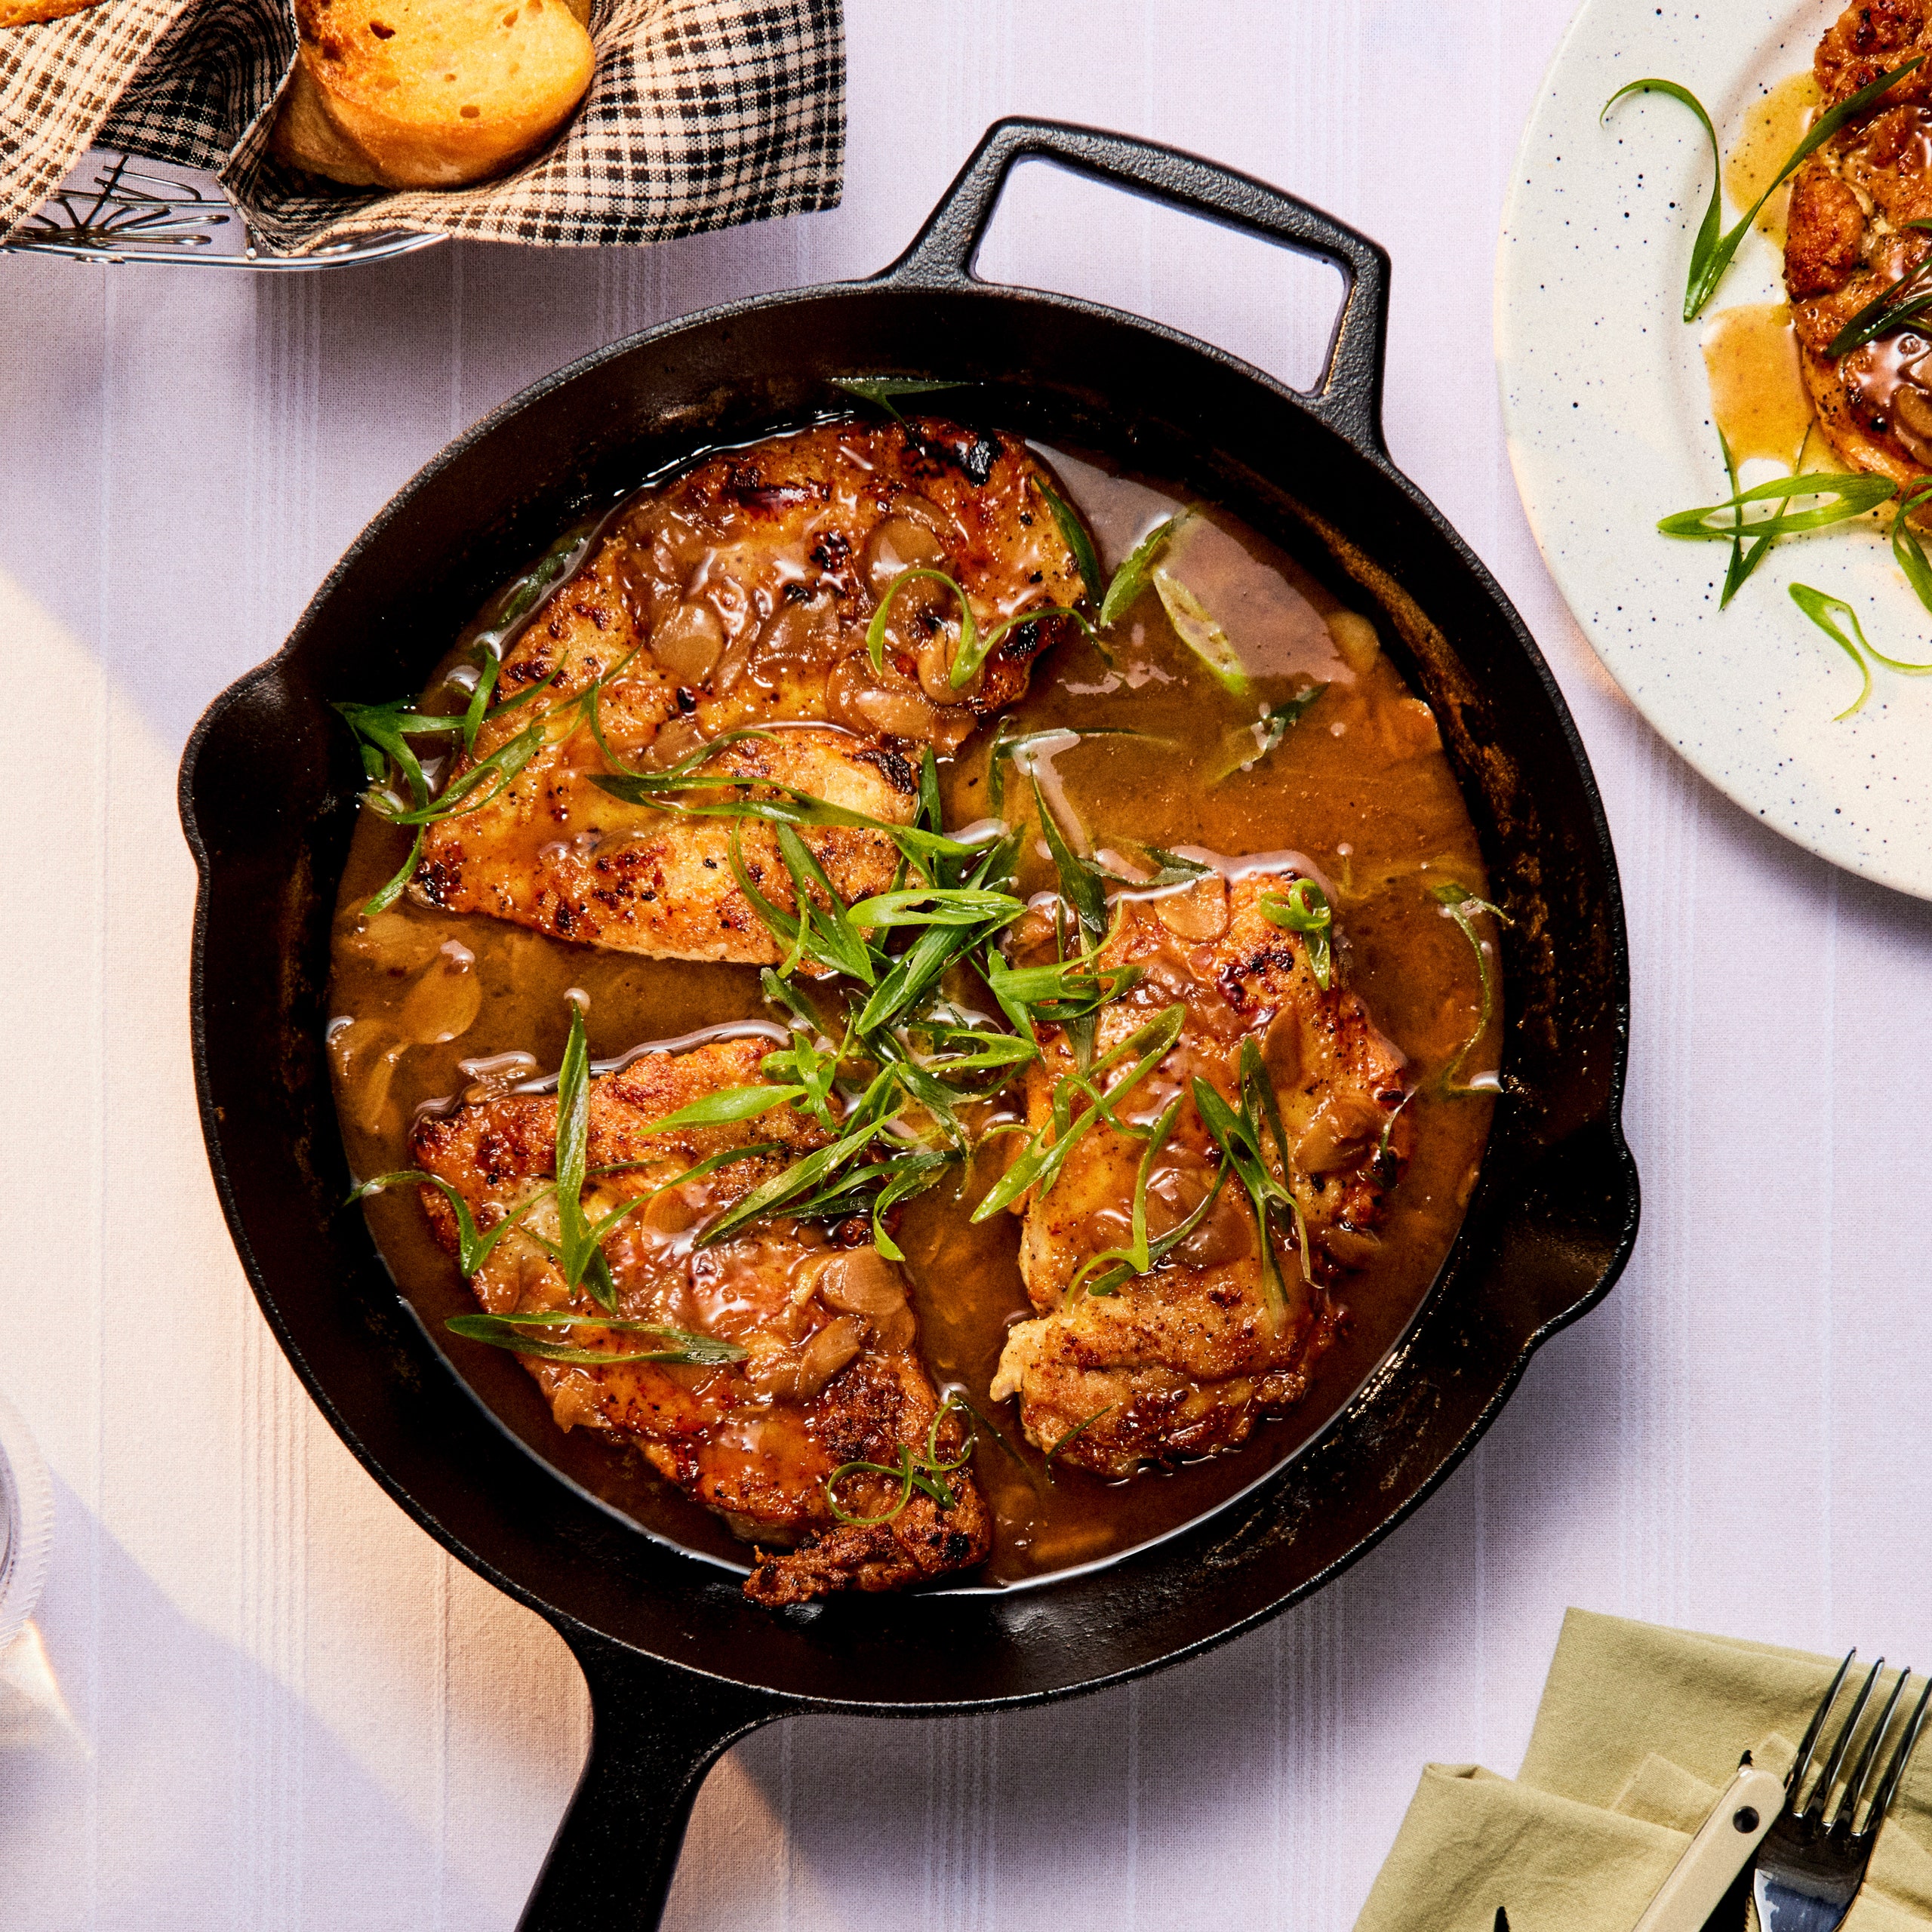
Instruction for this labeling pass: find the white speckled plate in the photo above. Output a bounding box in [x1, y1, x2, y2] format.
[1497, 0, 1932, 899]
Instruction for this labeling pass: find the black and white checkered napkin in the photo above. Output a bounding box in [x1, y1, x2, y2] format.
[2, 0, 843, 254]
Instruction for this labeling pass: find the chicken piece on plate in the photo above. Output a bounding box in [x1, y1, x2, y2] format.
[413, 419, 1088, 961]
[989, 864, 1411, 1479]
[1785, 0, 1932, 485]
[409, 1035, 991, 1604]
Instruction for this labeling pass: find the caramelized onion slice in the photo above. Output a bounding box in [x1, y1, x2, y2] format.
[1894, 381, 1932, 465]
[1152, 875, 1230, 942]
[650, 600, 723, 682]
[826, 655, 943, 741]
[801, 1248, 918, 1352]
[796, 1315, 866, 1396]
[743, 1314, 868, 1401]
[865, 512, 950, 600]
[395, 944, 482, 1046]
[1295, 1092, 1389, 1174]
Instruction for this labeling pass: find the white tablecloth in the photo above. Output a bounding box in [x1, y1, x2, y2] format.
[5, 2, 1931, 1925]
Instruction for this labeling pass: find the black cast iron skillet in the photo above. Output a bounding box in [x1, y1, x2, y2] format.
[180, 120, 1638, 1930]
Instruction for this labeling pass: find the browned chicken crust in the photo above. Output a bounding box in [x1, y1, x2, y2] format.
[414, 419, 1086, 963]
[409, 1036, 991, 1603]
[1786, 0, 1932, 484]
[989, 866, 1411, 1479]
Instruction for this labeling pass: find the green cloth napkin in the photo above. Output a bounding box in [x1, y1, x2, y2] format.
[1353, 1610, 1932, 1932]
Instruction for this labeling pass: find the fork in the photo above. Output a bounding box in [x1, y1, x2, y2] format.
[1752, 1650, 1932, 1932]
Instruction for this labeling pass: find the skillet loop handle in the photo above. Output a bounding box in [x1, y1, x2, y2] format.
[518, 1623, 790, 1932]
[880, 116, 1392, 453]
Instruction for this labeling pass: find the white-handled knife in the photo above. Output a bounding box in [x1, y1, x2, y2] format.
[1628, 1755, 1786, 1932]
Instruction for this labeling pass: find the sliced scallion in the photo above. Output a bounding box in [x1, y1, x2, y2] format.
[1603, 60, 1924, 321]
[1152, 567, 1250, 695]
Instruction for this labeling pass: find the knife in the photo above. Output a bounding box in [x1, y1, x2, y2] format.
[1628, 1754, 1786, 1932]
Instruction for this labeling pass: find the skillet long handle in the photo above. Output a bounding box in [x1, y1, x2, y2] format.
[518, 1621, 792, 1932]
[877, 115, 1392, 453]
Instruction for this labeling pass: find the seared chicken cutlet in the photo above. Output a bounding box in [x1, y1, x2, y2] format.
[989, 866, 1411, 1478]
[410, 1036, 992, 1603]
[1785, 0, 1932, 484]
[414, 419, 1088, 963]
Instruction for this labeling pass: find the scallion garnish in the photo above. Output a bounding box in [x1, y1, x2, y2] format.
[694, 1068, 903, 1247]
[590, 761, 989, 874]
[831, 377, 967, 425]
[1825, 220, 1932, 357]
[1893, 482, 1932, 611]
[1190, 1038, 1312, 1327]
[866, 564, 1093, 690]
[984, 723, 1161, 817]
[1658, 471, 1898, 547]
[646, 1083, 808, 1131]
[578, 715, 764, 790]
[349, 1169, 556, 1277]
[758, 980, 846, 1130]
[980, 952, 1142, 1045]
[552, 1000, 621, 1309]
[445, 526, 596, 752]
[482, 527, 591, 635]
[334, 692, 546, 915]
[354, 1132, 783, 1283]
[518, 1008, 793, 1294]
[1603, 59, 1924, 321]
[1066, 1096, 1232, 1300]
[1715, 426, 1774, 608]
[971, 1003, 1186, 1222]
[824, 1392, 975, 1526]
[1862, 618, 1932, 680]
[851, 837, 1026, 1035]
[903, 1017, 1040, 1073]
[843, 886, 1027, 931]
[763, 1133, 952, 1260]
[370, 719, 551, 827]
[1031, 774, 1110, 943]
[1044, 1403, 1118, 1467]
[1152, 567, 1251, 696]
[1033, 472, 1103, 603]
[1210, 684, 1327, 783]
[1080, 846, 1212, 889]
[1260, 878, 1335, 989]
[1430, 881, 1509, 1093]
[867, 1027, 972, 1154]
[1099, 511, 1191, 626]
[1792, 583, 1875, 718]
[444, 1310, 747, 1368]
[727, 822, 878, 984]
[949, 1392, 1039, 1484]
[334, 530, 609, 915]
[1660, 420, 1894, 608]
[989, 726, 1203, 905]
[1788, 582, 1932, 719]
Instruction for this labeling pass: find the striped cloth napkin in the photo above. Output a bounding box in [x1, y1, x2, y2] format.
[1, 0, 843, 254]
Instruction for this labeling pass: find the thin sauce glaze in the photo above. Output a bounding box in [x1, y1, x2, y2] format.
[1724, 69, 1821, 246]
[1703, 303, 1814, 466]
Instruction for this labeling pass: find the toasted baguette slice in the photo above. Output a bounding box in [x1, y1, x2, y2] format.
[274, 0, 594, 189]
[271, 60, 387, 186]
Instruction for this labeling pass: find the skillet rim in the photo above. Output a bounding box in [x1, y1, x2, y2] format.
[180, 157, 1637, 1718]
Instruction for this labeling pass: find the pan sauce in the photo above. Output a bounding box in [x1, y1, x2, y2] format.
[326, 438, 1497, 1588]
